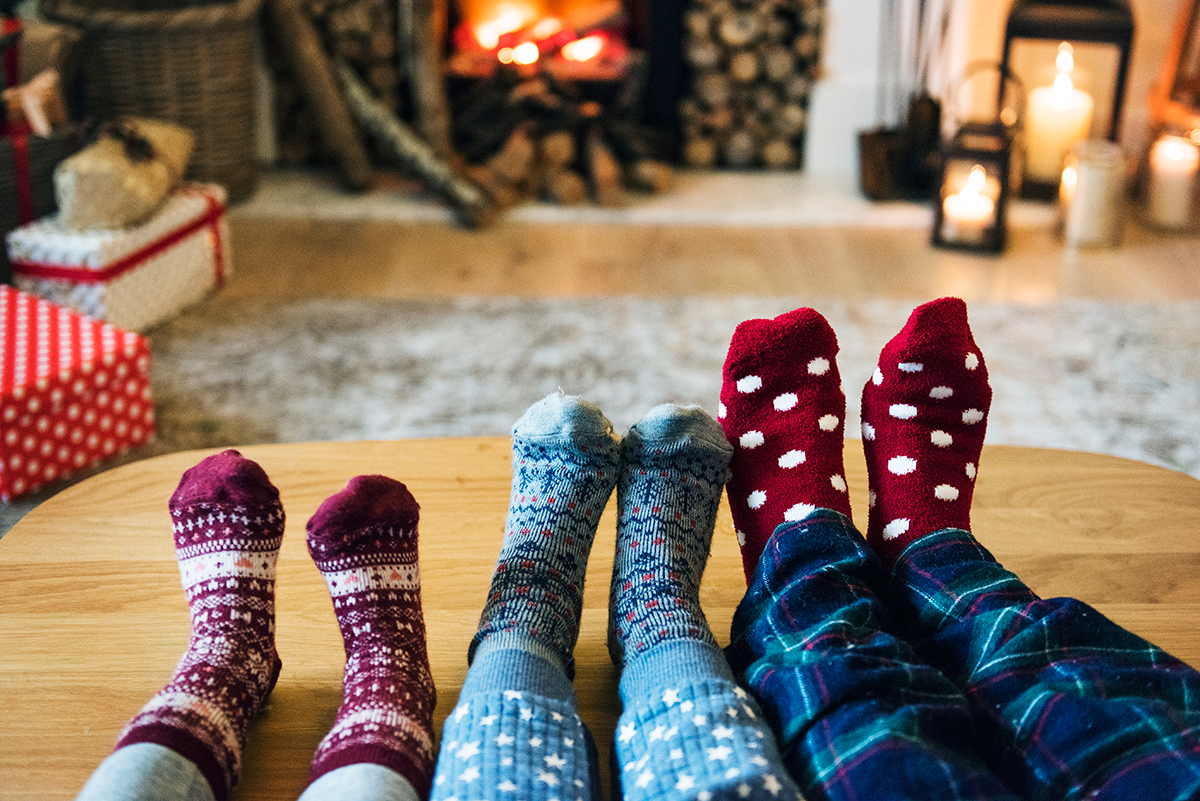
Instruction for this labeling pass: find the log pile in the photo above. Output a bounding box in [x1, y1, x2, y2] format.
[680, 0, 824, 169]
[452, 67, 675, 208]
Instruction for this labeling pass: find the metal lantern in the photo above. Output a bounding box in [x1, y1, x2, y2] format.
[933, 122, 1013, 253]
[1001, 0, 1134, 198]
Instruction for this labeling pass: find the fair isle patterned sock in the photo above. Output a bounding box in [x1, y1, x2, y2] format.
[719, 307, 851, 583]
[607, 404, 729, 666]
[115, 449, 284, 801]
[607, 407, 801, 801]
[860, 297, 992, 567]
[469, 392, 620, 676]
[306, 475, 436, 796]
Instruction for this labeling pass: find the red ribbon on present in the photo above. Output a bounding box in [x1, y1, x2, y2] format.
[12, 187, 228, 285]
[2, 17, 21, 90]
[10, 130, 33, 224]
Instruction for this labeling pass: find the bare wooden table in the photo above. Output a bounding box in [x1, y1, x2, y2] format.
[3, 439, 1200, 800]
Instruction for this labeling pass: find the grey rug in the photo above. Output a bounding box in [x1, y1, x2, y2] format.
[5, 295, 1200, 535]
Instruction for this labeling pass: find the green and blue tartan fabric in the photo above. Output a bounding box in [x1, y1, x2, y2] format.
[727, 510, 1200, 800]
[727, 510, 1016, 801]
[892, 530, 1200, 800]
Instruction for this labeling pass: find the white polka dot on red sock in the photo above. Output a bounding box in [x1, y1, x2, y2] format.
[889, 456, 917, 475]
[738, 375, 762, 393]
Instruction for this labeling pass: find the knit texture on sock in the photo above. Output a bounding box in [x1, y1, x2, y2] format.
[720, 307, 851, 583]
[860, 297, 991, 566]
[433, 690, 596, 801]
[608, 404, 731, 667]
[614, 641, 800, 801]
[116, 449, 284, 801]
[306, 475, 436, 795]
[471, 393, 619, 678]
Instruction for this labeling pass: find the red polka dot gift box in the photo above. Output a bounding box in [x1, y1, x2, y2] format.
[1, 285, 154, 502]
[6, 183, 229, 332]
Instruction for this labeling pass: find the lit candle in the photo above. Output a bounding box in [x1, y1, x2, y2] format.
[1060, 140, 1124, 248]
[942, 165, 996, 244]
[1146, 134, 1199, 230]
[1026, 43, 1094, 183]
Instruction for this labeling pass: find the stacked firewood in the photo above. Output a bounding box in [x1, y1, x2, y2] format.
[680, 0, 824, 169]
[267, 0, 405, 164]
[451, 68, 675, 208]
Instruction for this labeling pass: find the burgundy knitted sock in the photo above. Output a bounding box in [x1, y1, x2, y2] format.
[115, 449, 285, 801]
[860, 297, 991, 566]
[719, 307, 851, 582]
[306, 475, 436, 796]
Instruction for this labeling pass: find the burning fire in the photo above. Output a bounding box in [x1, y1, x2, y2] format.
[459, 0, 624, 67]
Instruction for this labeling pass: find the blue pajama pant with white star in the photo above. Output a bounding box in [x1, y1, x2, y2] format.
[725, 509, 1200, 801]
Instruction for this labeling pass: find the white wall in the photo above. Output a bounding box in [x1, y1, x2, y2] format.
[805, 0, 1178, 176]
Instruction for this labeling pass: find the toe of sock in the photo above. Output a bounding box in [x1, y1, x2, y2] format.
[513, 393, 618, 459]
[306, 475, 419, 557]
[626, 404, 732, 461]
[723, 307, 837, 379]
[170, 449, 280, 510]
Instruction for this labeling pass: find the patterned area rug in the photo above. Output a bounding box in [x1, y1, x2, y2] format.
[4, 295, 1199, 535]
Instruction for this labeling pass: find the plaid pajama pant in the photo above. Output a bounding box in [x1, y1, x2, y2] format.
[725, 509, 1200, 801]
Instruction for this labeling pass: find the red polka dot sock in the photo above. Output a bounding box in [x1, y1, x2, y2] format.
[305, 475, 436, 796]
[115, 449, 285, 801]
[719, 307, 851, 583]
[860, 297, 992, 567]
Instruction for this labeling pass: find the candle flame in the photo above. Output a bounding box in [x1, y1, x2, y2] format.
[562, 34, 604, 62]
[1055, 42, 1074, 74]
[967, 165, 987, 192]
[1061, 164, 1077, 189]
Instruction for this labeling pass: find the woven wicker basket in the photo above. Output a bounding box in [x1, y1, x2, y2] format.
[40, 0, 263, 202]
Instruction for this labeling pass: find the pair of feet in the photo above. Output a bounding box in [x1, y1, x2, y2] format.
[470, 392, 733, 677]
[719, 296, 991, 580]
[116, 451, 436, 801]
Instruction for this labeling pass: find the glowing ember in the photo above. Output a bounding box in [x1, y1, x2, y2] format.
[473, 1, 536, 49]
[561, 34, 603, 61]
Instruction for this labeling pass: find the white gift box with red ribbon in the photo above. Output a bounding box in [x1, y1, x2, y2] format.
[7, 183, 230, 332]
[1, 286, 154, 502]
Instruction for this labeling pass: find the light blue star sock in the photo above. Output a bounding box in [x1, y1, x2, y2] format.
[432, 393, 616, 801]
[609, 405, 801, 801]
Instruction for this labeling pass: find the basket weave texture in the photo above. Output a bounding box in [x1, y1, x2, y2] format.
[39, 0, 263, 202]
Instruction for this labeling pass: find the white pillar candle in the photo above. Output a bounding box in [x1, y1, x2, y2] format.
[1025, 43, 1094, 183]
[1060, 140, 1124, 248]
[1146, 134, 1199, 230]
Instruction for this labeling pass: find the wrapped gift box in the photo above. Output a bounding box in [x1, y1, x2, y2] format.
[7, 183, 229, 332]
[1, 285, 154, 502]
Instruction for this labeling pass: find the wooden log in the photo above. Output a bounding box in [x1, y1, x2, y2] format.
[728, 50, 759, 83]
[762, 138, 797, 169]
[684, 136, 717, 168]
[694, 71, 732, 108]
[686, 37, 723, 70]
[486, 122, 538, 186]
[722, 128, 758, 168]
[265, 0, 375, 190]
[335, 59, 497, 227]
[543, 168, 589, 205]
[625, 159, 674, 193]
[399, 0, 453, 158]
[586, 126, 625, 207]
[762, 46, 795, 82]
[774, 102, 807, 137]
[717, 9, 763, 47]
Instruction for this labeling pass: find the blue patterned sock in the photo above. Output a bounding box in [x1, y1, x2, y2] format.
[434, 393, 614, 801]
[609, 405, 802, 801]
[469, 392, 619, 676]
[608, 404, 730, 665]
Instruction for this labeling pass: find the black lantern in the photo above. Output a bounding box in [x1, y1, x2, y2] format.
[932, 122, 1013, 253]
[1000, 0, 1134, 199]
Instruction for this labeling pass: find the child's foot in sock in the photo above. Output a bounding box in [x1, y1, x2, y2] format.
[720, 307, 851, 582]
[115, 449, 285, 801]
[860, 297, 991, 566]
[470, 392, 620, 676]
[608, 403, 731, 666]
[609, 406, 800, 801]
[306, 475, 436, 796]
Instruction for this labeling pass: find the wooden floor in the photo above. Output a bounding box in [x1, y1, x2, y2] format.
[226, 174, 1200, 303]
